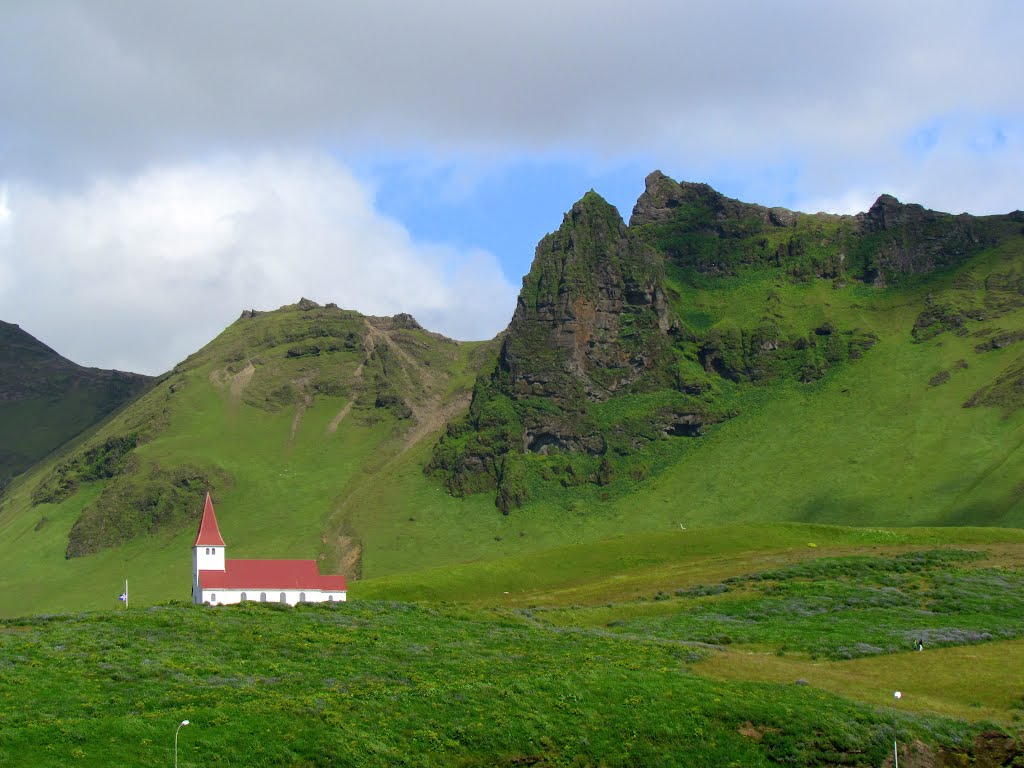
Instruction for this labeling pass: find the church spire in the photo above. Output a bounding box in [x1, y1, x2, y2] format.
[193, 492, 226, 547]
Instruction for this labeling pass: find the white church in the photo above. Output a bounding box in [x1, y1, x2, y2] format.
[192, 493, 347, 606]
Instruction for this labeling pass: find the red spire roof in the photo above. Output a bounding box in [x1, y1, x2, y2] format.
[193, 492, 226, 547]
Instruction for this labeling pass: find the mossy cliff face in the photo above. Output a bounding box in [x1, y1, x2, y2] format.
[430, 191, 717, 510]
[631, 170, 1018, 285]
[854, 193, 992, 283]
[500, 191, 673, 420]
[630, 170, 855, 280]
[429, 171, 1024, 515]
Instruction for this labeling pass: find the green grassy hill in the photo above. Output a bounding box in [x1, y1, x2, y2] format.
[2, 176, 1024, 764]
[2, 176, 1024, 619]
[0, 301, 493, 615]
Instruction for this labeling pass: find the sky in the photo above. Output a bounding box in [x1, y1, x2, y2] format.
[1, 1, 1022, 375]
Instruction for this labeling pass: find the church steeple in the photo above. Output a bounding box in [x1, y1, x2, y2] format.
[192, 494, 225, 603]
[193, 492, 225, 547]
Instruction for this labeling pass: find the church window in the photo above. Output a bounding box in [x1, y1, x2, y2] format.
[328, 595, 334, 602]
[240, 592, 247, 602]
[210, 593, 216, 602]
[279, 592, 287, 603]
[260, 592, 267, 602]
[299, 592, 306, 603]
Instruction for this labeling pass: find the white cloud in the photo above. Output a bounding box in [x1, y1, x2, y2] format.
[0, 2, 1022, 375]
[0, 155, 518, 374]
[2, 2, 1022, 200]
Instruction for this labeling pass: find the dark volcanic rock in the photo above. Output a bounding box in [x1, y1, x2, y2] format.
[630, 171, 850, 278]
[427, 191, 702, 509]
[631, 170, 797, 230]
[855, 194, 990, 280]
[0, 321, 153, 481]
[500, 190, 671, 406]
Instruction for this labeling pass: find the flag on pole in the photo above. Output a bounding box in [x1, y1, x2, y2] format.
[118, 593, 128, 602]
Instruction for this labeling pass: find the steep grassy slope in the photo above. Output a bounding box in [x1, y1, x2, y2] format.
[2, 176, 1024, 618]
[428, 173, 1024, 521]
[0, 320, 152, 486]
[0, 301, 491, 615]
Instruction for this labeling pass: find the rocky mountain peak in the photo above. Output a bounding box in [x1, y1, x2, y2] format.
[858, 193, 924, 231]
[0, 321, 60, 366]
[498, 191, 671, 414]
[630, 171, 799, 230]
[367, 312, 426, 332]
[855, 193, 989, 277]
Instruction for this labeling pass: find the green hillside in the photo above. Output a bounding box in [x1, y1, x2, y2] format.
[0, 320, 152, 487]
[2, 175, 1024, 764]
[2, 175, 1024, 618]
[0, 301, 493, 616]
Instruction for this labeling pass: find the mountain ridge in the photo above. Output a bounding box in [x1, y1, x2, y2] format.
[428, 171, 1022, 514]
[2, 172, 1024, 616]
[0, 320, 153, 488]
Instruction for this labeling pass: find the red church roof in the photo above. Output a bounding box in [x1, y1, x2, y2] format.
[193, 493, 226, 547]
[198, 559, 347, 591]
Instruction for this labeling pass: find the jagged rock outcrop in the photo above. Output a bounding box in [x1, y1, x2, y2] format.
[500, 191, 672, 408]
[428, 191, 720, 511]
[495, 190, 691, 455]
[631, 170, 798, 230]
[630, 170, 1017, 284]
[854, 194, 990, 282]
[630, 170, 852, 278]
[367, 312, 424, 332]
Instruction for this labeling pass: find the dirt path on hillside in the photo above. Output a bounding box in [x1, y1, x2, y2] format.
[324, 318, 474, 576]
[399, 390, 471, 455]
[287, 374, 315, 443]
[229, 362, 255, 402]
[326, 401, 354, 433]
[359, 318, 456, 453]
[208, 361, 256, 404]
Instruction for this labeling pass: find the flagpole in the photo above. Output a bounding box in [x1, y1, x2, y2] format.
[125, 579, 128, 610]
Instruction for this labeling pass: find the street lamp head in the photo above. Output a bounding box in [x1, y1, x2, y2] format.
[181, 720, 190, 726]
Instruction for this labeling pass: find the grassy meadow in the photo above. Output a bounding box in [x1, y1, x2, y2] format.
[2, 530, 1023, 766]
[0, 600, 988, 767]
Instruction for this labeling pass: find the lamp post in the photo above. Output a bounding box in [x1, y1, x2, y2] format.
[175, 720, 190, 768]
[892, 691, 901, 768]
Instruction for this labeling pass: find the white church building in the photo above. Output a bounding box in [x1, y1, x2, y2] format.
[192, 493, 347, 606]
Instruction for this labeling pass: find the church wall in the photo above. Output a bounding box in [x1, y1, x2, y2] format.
[198, 588, 347, 606]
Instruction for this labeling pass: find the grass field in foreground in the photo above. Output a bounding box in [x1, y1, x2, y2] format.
[0, 601, 983, 767]
[358, 528, 1024, 726]
[695, 639, 1024, 726]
